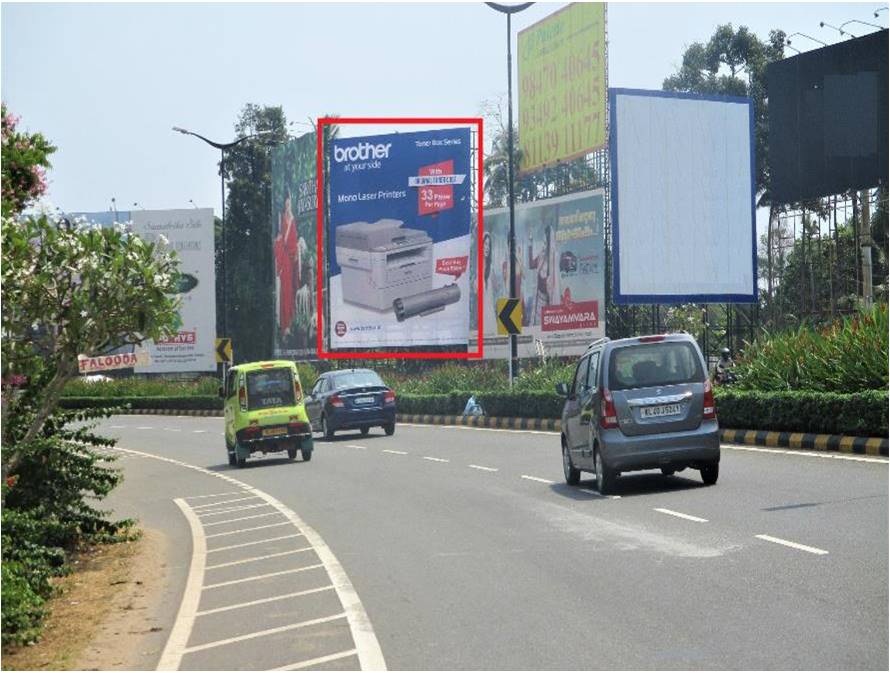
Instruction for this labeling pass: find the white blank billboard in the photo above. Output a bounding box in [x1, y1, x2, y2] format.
[610, 89, 757, 303]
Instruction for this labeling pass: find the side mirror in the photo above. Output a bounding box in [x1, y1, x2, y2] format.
[555, 382, 569, 397]
[218, 386, 225, 399]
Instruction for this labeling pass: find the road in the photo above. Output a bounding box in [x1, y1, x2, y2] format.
[97, 415, 888, 670]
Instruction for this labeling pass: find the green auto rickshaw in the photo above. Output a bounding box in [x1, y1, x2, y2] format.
[221, 360, 313, 467]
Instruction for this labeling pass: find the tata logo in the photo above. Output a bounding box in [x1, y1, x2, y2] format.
[333, 142, 392, 163]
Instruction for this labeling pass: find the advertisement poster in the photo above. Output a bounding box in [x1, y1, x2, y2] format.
[328, 127, 472, 349]
[131, 209, 217, 372]
[271, 132, 318, 358]
[518, 2, 607, 173]
[469, 189, 605, 358]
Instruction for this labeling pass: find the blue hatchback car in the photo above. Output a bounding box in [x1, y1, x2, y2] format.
[304, 369, 396, 440]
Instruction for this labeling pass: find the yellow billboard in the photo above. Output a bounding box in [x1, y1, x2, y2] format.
[518, 3, 607, 174]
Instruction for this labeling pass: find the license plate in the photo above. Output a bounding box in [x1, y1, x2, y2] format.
[354, 396, 375, 405]
[640, 403, 682, 419]
[262, 427, 286, 437]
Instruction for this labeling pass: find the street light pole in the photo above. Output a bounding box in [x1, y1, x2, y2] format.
[486, 1, 533, 387]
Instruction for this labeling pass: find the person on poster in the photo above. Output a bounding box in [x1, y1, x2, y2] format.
[273, 191, 304, 339]
[528, 223, 558, 325]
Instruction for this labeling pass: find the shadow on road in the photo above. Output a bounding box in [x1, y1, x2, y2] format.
[551, 470, 707, 499]
[205, 456, 311, 472]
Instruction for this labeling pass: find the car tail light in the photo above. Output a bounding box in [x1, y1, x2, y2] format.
[599, 388, 619, 429]
[330, 394, 344, 408]
[638, 335, 666, 343]
[288, 417, 308, 434]
[239, 385, 247, 411]
[702, 378, 717, 419]
[244, 421, 261, 440]
[383, 389, 396, 405]
[294, 378, 303, 402]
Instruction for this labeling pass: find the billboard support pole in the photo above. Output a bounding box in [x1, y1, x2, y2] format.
[486, 1, 533, 387]
[860, 188, 873, 310]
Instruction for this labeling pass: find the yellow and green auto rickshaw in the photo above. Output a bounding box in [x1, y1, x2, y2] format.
[221, 360, 313, 467]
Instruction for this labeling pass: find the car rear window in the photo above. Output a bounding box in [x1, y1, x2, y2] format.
[246, 368, 296, 410]
[332, 371, 385, 389]
[607, 342, 704, 390]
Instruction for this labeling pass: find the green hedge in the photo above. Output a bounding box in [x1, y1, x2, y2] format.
[59, 395, 222, 411]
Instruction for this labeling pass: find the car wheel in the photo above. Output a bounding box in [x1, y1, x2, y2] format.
[594, 447, 615, 495]
[322, 414, 335, 441]
[562, 441, 580, 485]
[700, 462, 719, 485]
[301, 447, 313, 462]
[360, 426, 370, 436]
[227, 450, 236, 467]
[660, 467, 675, 477]
[236, 455, 247, 468]
[287, 445, 298, 460]
[383, 422, 395, 436]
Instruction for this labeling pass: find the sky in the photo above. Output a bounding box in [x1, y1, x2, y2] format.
[2, 1, 886, 217]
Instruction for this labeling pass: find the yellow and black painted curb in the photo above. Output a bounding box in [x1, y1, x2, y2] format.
[124, 408, 223, 417]
[396, 414, 888, 457]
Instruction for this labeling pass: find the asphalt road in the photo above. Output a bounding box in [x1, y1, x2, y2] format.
[97, 415, 888, 670]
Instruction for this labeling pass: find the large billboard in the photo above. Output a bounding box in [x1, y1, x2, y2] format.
[327, 127, 472, 349]
[518, 2, 607, 173]
[610, 89, 756, 304]
[767, 29, 888, 203]
[470, 189, 605, 358]
[271, 132, 318, 359]
[131, 208, 217, 372]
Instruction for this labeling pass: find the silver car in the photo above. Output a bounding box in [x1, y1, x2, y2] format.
[556, 333, 720, 494]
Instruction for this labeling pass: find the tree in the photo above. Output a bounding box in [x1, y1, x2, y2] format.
[220, 104, 289, 363]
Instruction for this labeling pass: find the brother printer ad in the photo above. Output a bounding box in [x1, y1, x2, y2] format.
[328, 128, 472, 349]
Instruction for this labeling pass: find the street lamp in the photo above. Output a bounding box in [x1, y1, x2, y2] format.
[485, 1, 533, 386]
[172, 125, 276, 340]
[875, 7, 888, 18]
[786, 32, 828, 47]
[841, 18, 884, 31]
[819, 21, 856, 38]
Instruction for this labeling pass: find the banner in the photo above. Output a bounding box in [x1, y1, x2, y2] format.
[271, 132, 318, 359]
[469, 189, 605, 358]
[328, 128, 472, 349]
[131, 209, 217, 372]
[518, 2, 607, 173]
[78, 351, 149, 374]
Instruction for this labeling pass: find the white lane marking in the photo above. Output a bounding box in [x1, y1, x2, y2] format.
[183, 613, 346, 654]
[197, 503, 272, 517]
[723, 443, 888, 464]
[109, 425, 125, 429]
[207, 534, 305, 553]
[654, 508, 709, 523]
[136, 426, 154, 430]
[201, 512, 280, 527]
[468, 464, 499, 472]
[399, 422, 558, 436]
[205, 546, 314, 570]
[271, 648, 358, 671]
[203, 564, 326, 590]
[382, 449, 407, 455]
[192, 495, 261, 510]
[112, 445, 386, 671]
[193, 429, 207, 434]
[163, 427, 182, 432]
[184, 491, 245, 500]
[196, 585, 335, 616]
[521, 474, 556, 484]
[156, 499, 206, 671]
[346, 444, 367, 449]
[580, 488, 622, 500]
[755, 534, 829, 555]
[205, 522, 292, 539]
[422, 456, 449, 463]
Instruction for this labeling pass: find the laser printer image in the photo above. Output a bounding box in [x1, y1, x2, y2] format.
[335, 219, 433, 311]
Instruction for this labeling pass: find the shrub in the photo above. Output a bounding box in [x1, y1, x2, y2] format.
[1, 561, 47, 648]
[62, 377, 220, 398]
[60, 395, 222, 411]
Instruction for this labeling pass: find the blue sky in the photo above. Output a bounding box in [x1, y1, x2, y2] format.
[2, 1, 885, 216]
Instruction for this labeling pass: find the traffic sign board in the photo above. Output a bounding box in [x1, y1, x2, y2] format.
[496, 298, 522, 335]
[215, 338, 233, 364]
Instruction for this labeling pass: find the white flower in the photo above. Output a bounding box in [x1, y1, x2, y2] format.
[158, 234, 169, 246]
[80, 310, 88, 318]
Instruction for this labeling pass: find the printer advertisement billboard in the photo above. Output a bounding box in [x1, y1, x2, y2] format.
[469, 189, 605, 358]
[272, 132, 318, 359]
[328, 127, 472, 349]
[131, 208, 217, 373]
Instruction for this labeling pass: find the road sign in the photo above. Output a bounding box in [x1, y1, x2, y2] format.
[497, 298, 522, 336]
[215, 338, 233, 364]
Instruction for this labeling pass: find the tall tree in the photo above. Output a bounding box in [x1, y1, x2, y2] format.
[221, 104, 289, 363]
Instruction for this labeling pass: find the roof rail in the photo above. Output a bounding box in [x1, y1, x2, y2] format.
[586, 337, 610, 350]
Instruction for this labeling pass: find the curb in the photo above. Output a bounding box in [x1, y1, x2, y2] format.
[395, 413, 888, 457]
[122, 408, 223, 417]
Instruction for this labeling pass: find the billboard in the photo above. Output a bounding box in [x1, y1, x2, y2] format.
[518, 2, 607, 173]
[469, 189, 605, 358]
[131, 209, 217, 372]
[610, 89, 756, 304]
[767, 30, 888, 203]
[327, 127, 472, 350]
[271, 132, 318, 359]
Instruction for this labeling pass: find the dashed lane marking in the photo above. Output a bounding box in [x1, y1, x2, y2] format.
[468, 464, 498, 472]
[193, 430, 207, 434]
[183, 613, 347, 654]
[346, 444, 367, 449]
[521, 475, 555, 484]
[399, 422, 557, 436]
[207, 534, 305, 553]
[654, 508, 709, 523]
[382, 449, 408, 455]
[203, 564, 326, 590]
[196, 585, 335, 616]
[204, 547, 314, 570]
[109, 425, 125, 429]
[755, 534, 829, 555]
[163, 427, 183, 432]
[136, 426, 154, 430]
[422, 456, 449, 463]
[271, 648, 358, 671]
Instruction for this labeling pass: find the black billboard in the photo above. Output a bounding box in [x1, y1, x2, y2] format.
[767, 29, 888, 204]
